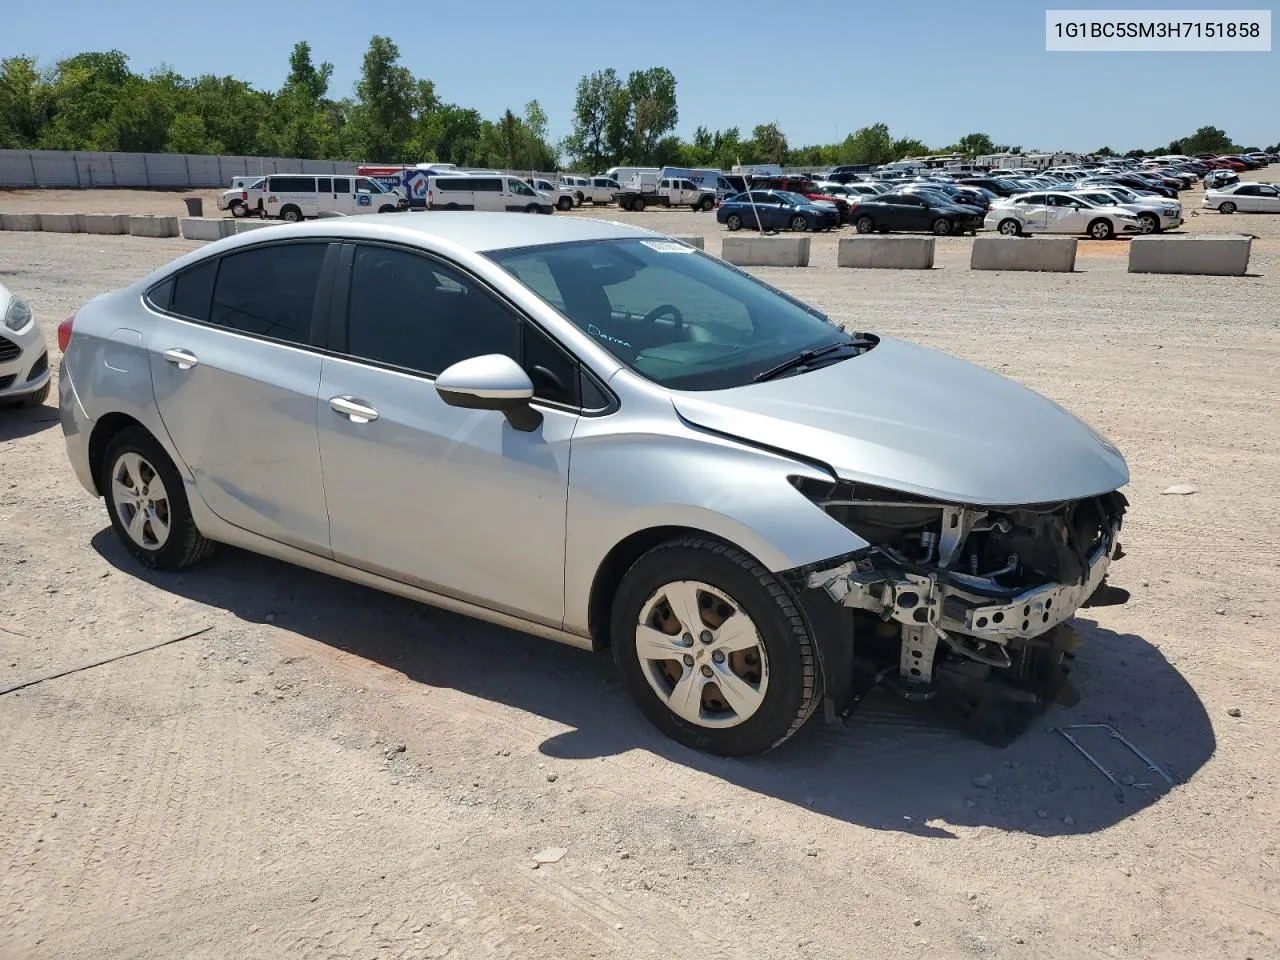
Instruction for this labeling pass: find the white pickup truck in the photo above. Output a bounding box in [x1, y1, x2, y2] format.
[216, 176, 266, 218]
[560, 175, 621, 205]
[616, 174, 716, 212]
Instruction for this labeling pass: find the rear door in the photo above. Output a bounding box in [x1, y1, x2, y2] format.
[315, 242, 583, 624]
[147, 240, 336, 554]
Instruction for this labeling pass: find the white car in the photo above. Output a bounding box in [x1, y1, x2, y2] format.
[1204, 182, 1280, 214]
[986, 191, 1143, 239]
[0, 282, 51, 407]
[532, 179, 578, 211]
[1067, 188, 1182, 234]
[216, 176, 265, 218]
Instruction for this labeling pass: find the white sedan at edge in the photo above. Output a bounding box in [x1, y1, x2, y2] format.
[0, 281, 52, 408]
[1067, 188, 1183, 234]
[1203, 182, 1280, 214]
[985, 191, 1144, 239]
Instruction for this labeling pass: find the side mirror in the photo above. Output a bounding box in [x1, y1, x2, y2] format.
[435, 354, 542, 432]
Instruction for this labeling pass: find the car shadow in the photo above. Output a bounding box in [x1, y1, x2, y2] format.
[0, 398, 59, 441]
[91, 530, 1215, 838]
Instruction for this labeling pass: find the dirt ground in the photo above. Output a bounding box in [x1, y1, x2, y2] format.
[1, 185, 1279, 960]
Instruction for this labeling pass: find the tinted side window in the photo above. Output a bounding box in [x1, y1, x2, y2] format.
[1235, 185, 1258, 196]
[318, 177, 332, 192]
[333, 177, 351, 192]
[271, 176, 315, 193]
[476, 178, 503, 193]
[209, 243, 327, 344]
[170, 260, 217, 321]
[345, 245, 519, 375]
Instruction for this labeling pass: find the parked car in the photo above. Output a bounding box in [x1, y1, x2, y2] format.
[428, 174, 553, 214]
[716, 190, 836, 232]
[0, 281, 51, 408]
[216, 177, 265, 218]
[1204, 182, 1280, 214]
[1203, 169, 1241, 190]
[1067, 188, 1182, 233]
[57, 212, 1130, 755]
[900, 182, 991, 213]
[750, 176, 851, 222]
[986, 192, 1143, 239]
[850, 192, 983, 236]
[958, 176, 1025, 198]
[532, 179, 578, 211]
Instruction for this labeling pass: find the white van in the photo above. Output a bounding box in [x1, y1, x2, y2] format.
[262, 174, 406, 221]
[660, 166, 737, 199]
[427, 175, 553, 214]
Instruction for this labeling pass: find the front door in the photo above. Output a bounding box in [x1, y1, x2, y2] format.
[331, 176, 356, 214]
[148, 240, 335, 554]
[315, 242, 581, 626]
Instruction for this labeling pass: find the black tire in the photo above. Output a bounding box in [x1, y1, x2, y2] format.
[557, 196, 573, 211]
[280, 205, 302, 223]
[525, 204, 540, 214]
[1137, 212, 1159, 234]
[1219, 201, 1236, 214]
[1087, 218, 1114, 240]
[632, 197, 646, 212]
[699, 195, 715, 211]
[19, 381, 51, 407]
[855, 215, 875, 233]
[230, 201, 248, 218]
[725, 213, 742, 231]
[789, 214, 809, 232]
[100, 427, 215, 571]
[619, 198, 633, 211]
[610, 537, 822, 756]
[931, 217, 953, 236]
[378, 204, 396, 214]
[997, 218, 1022, 237]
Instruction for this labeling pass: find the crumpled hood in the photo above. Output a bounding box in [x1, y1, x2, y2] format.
[671, 336, 1129, 506]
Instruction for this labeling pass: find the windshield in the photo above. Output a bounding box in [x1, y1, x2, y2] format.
[914, 190, 952, 206]
[487, 238, 854, 390]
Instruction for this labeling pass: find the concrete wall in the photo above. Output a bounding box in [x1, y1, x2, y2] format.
[83, 214, 129, 235]
[721, 235, 810, 267]
[128, 215, 179, 238]
[234, 220, 280, 234]
[838, 236, 935, 269]
[38, 213, 84, 233]
[0, 213, 42, 231]
[180, 218, 235, 241]
[971, 237, 1078, 272]
[1128, 235, 1252, 276]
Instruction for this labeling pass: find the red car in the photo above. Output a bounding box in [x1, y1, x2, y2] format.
[1215, 157, 1249, 171]
[750, 176, 851, 223]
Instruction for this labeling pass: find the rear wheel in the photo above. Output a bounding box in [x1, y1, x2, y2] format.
[1219, 201, 1237, 214]
[932, 217, 953, 236]
[230, 201, 248, 218]
[855, 215, 875, 233]
[101, 427, 215, 571]
[632, 197, 646, 212]
[611, 537, 822, 756]
[789, 214, 809, 232]
[1088, 218, 1114, 240]
[997, 218, 1022, 236]
[725, 213, 743, 231]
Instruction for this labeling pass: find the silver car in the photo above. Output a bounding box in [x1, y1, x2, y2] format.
[1, 282, 52, 407]
[58, 214, 1130, 755]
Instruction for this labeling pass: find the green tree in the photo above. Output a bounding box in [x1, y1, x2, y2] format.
[950, 132, 995, 157]
[349, 35, 416, 160]
[1180, 125, 1233, 155]
[890, 137, 930, 160]
[843, 123, 895, 165]
[0, 56, 50, 147]
[750, 122, 788, 164]
[626, 67, 677, 163]
[1095, 145, 1116, 157]
[564, 68, 622, 171]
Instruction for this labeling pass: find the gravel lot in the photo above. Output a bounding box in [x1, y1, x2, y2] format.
[1, 190, 1278, 960]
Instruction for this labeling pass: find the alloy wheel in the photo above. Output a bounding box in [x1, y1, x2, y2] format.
[110, 452, 171, 550]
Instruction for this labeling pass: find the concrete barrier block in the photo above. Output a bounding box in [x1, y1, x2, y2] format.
[721, 235, 810, 267]
[1127, 234, 1252, 276]
[671, 236, 705, 250]
[234, 219, 281, 234]
[0, 213, 41, 231]
[180, 217, 234, 241]
[39, 213, 84, 233]
[128, 215, 179, 238]
[971, 237, 1077, 272]
[83, 214, 129, 235]
[838, 236, 935, 269]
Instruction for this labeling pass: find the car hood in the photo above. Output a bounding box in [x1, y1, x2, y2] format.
[670, 336, 1129, 506]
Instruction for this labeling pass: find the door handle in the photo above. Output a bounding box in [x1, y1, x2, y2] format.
[162, 348, 199, 370]
[329, 396, 379, 424]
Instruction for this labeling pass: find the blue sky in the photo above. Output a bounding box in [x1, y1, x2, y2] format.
[4, 0, 1276, 151]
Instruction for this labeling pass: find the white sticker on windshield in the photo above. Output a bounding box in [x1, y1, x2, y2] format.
[640, 239, 696, 253]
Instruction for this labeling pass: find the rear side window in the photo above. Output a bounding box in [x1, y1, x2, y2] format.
[333, 177, 351, 192]
[208, 242, 328, 345]
[318, 177, 332, 192]
[169, 260, 217, 321]
[270, 176, 315, 193]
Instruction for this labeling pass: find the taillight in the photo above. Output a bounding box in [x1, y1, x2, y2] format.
[240, 191, 248, 200]
[57, 315, 74, 352]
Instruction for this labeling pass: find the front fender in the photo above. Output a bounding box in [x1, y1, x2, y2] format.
[563, 424, 868, 635]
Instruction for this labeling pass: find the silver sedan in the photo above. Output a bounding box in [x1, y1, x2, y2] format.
[58, 214, 1130, 755]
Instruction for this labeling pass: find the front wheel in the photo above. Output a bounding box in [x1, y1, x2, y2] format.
[932, 217, 953, 236]
[611, 538, 822, 756]
[525, 204, 540, 214]
[997, 218, 1022, 236]
[557, 196, 573, 211]
[378, 205, 396, 214]
[1219, 201, 1236, 214]
[1088, 218, 1114, 240]
[1137, 212, 1159, 234]
[101, 427, 216, 571]
[699, 196, 715, 212]
[789, 214, 809, 232]
[854, 215, 875, 233]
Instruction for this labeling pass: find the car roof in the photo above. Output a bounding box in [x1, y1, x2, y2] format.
[221, 212, 656, 254]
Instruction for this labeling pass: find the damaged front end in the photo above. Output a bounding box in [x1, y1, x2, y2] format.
[789, 476, 1129, 743]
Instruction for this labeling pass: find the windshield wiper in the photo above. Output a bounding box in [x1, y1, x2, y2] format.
[753, 338, 871, 382]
